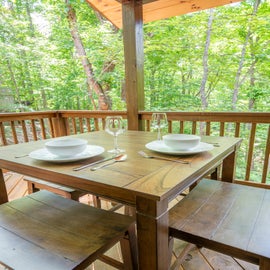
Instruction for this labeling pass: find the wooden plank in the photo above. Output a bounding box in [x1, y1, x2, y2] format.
[247, 189, 270, 258]
[143, 0, 242, 24]
[201, 248, 246, 270]
[170, 179, 270, 266]
[86, 0, 122, 28]
[7, 175, 28, 201]
[234, 257, 259, 270]
[5, 172, 27, 199]
[0, 191, 135, 269]
[181, 247, 212, 270]
[86, 0, 241, 29]
[0, 226, 74, 270]
[213, 185, 264, 251]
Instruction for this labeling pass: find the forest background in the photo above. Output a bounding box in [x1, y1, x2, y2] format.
[0, 0, 269, 113]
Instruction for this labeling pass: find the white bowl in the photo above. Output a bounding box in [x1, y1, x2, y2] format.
[163, 134, 201, 150]
[45, 138, 88, 157]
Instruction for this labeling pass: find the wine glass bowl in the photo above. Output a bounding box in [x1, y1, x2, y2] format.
[151, 113, 168, 140]
[105, 116, 125, 154]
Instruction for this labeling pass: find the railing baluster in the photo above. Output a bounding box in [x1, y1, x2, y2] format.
[180, 121, 184, 133]
[220, 122, 225, 136]
[39, 119, 46, 139]
[146, 120, 150, 131]
[168, 121, 172, 133]
[0, 122, 7, 145]
[87, 118, 92, 132]
[79, 118, 84, 133]
[71, 118, 77, 134]
[235, 122, 240, 137]
[11, 121, 18, 144]
[262, 126, 270, 184]
[206, 122, 211, 135]
[48, 118, 55, 138]
[31, 119, 38, 141]
[245, 123, 257, 181]
[21, 120, 29, 142]
[192, 121, 196, 134]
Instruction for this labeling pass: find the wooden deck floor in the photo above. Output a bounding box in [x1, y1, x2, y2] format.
[2, 171, 259, 270]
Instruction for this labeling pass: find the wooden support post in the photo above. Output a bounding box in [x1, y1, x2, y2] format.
[52, 112, 68, 137]
[122, 0, 145, 131]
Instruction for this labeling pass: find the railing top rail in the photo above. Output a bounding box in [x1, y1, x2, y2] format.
[0, 111, 58, 122]
[1, 110, 269, 123]
[139, 111, 270, 123]
[58, 110, 127, 118]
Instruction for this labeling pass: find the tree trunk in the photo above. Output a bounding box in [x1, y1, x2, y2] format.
[248, 0, 261, 111]
[232, 0, 261, 111]
[6, 59, 21, 103]
[232, 30, 249, 110]
[199, 9, 214, 110]
[66, 1, 111, 110]
[25, 0, 34, 35]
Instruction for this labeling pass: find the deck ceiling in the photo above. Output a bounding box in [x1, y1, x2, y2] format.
[86, 0, 241, 29]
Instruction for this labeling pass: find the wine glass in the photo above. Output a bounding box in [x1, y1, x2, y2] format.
[151, 113, 168, 140]
[105, 116, 125, 154]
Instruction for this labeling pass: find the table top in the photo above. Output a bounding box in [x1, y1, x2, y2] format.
[0, 131, 242, 205]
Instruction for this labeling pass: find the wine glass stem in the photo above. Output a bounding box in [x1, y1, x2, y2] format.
[157, 127, 161, 140]
[114, 135, 118, 152]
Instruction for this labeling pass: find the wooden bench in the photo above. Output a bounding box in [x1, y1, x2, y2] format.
[0, 190, 138, 269]
[24, 176, 126, 211]
[169, 179, 270, 270]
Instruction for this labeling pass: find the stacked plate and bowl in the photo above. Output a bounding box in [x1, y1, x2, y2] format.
[146, 134, 214, 155]
[29, 138, 105, 163]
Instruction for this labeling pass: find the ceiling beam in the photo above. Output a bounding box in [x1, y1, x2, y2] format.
[86, 0, 242, 29]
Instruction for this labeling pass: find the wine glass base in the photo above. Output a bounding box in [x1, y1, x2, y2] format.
[107, 148, 125, 154]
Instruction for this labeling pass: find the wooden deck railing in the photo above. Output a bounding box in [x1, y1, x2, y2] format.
[1, 110, 269, 187]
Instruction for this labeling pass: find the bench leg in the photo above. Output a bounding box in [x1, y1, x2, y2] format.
[120, 223, 138, 269]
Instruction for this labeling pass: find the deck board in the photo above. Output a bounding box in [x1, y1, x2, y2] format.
[1, 172, 259, 270]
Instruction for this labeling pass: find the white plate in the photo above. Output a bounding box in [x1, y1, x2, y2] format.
[145, 141, 214, 155]
[29, 145, 105, 163]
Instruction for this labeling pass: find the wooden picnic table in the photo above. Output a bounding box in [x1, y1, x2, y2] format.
[0, 130, 242, 269]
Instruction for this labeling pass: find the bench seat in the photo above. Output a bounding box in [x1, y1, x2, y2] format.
[169, 179, 270, 270]
[0, 190, 137, 269]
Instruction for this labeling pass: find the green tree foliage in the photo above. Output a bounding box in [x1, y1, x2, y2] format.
[0, 0, 269, 112]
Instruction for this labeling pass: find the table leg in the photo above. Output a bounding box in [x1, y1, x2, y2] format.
[0, 169, 8, 204]
[221, 150, 236, 182]
[136, 196, 169, 269]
